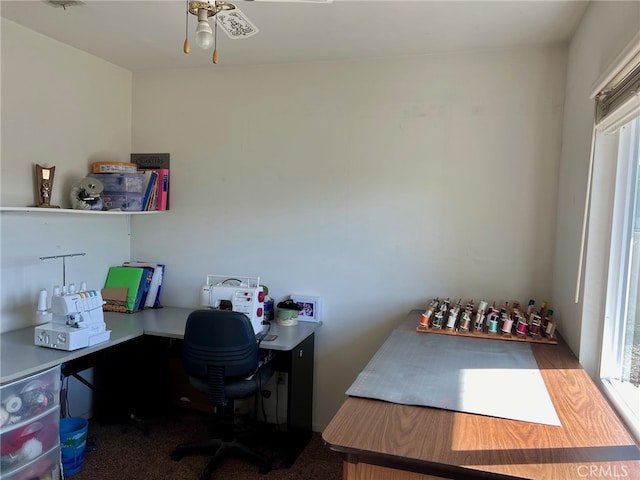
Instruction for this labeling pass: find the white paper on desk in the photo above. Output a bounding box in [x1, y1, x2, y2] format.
[345, 331, 561, 426]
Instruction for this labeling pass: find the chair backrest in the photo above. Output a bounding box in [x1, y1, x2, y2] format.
[183, 309, 259, 382]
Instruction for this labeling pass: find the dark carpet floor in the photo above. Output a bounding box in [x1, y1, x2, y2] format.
[70, 410, 342, 480]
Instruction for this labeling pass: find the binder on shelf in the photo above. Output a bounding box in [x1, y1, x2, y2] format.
[151, 176, 159, 210]
[147, 264, 164, 308]
[122, 261, 164, 308]
[140, 170, 158, 211]
[134, 266, 154, 310]
[104, 266, 144, 312]
[155, 169, 169, 211]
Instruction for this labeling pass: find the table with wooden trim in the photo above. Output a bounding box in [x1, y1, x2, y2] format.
[322, 310, 640, 480]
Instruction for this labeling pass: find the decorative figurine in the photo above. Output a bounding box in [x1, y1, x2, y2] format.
[34, 164, 60, 208]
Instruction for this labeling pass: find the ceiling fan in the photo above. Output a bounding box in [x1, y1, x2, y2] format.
[182, 0, 332, 64]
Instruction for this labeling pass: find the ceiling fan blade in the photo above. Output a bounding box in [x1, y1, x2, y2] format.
[246, 0, 333, 3]
[216, 7, 259, 39]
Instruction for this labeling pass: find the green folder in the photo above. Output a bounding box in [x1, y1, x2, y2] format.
[104, 266, 144, 312]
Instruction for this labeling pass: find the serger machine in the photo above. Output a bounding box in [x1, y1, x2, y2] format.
[200, 275, 266, 335]
[34, 288, 111, 351]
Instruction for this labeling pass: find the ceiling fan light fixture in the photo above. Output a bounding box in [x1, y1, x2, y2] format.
[184, 1, 259, 63]
[187, 1, 236, 52]
[194, 8, 214, 49]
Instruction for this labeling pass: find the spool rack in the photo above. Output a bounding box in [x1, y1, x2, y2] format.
[415, 325, 558, 345]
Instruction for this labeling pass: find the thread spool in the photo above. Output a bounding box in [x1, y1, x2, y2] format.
[488, 318, 498, 333]
[459, 313, 471, 331]
[3, 395, 22, 414]
[21, 390, 46, 407]
[514, 313, 523, 330]
[501, 317, 514, 334]
[36, 289, 48, 312]
[478, 300, 488, 313]
[433, 312, 443, 329]
[526, 299, 535, 315]
[529, 323, 541, 336]
[446, 309, 458, 329]
[0, 406, 9, 426]
[486, 308, 499, 331]
[516, 320, 528, 335]
[545, 319, 557, 337]
[529, 314, 542, 336]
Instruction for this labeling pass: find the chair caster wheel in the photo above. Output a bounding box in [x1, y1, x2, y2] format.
[259, 463, 270, 474]
[170, 451, 182, 461]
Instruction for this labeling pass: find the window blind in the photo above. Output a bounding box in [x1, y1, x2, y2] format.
[595, 53, 640, 125]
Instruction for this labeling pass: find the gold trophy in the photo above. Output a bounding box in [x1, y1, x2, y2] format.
[35, 164, 60, 208]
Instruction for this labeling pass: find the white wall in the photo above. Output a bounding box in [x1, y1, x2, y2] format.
[0, 15, 577, 432]
[550, 0, 640, 376]
[0, 19, 132, 209]
[130, 46, 567, 430]
[0, 19, 133, 333]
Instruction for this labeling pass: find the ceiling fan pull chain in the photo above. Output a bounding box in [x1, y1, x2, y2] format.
[213, 3, 219, 64]
[183, 0, 190, 54]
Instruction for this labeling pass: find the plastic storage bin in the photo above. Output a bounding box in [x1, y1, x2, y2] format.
[1, 366, 61, 480]
[101, 192, 144, 211]
[88, 173, 145, 193]
[1, 446, 60, 480]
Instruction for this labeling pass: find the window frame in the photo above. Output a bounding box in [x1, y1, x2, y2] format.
[586, 99, 640, 442]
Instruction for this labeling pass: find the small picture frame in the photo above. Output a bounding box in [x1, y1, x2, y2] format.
[290, 295, 321, 323]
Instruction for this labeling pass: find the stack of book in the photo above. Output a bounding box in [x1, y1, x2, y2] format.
[103, 262, 165, 313]
[139, 169, 169, 211]
[131, 153, 170, 211]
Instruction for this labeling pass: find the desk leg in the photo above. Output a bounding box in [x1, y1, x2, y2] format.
[283, 332, 315, 467]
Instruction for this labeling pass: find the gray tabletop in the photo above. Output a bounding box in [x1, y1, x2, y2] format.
[1, 306, 319, 385]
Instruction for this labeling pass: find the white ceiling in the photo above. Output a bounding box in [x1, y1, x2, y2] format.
[0, 0, 589, 70]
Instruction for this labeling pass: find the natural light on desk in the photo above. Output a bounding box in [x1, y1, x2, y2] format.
[458, 368, 560, 426]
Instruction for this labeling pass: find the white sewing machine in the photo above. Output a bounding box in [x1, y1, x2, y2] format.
[200, 275, 266, 335]
[34, 289, 111, 351]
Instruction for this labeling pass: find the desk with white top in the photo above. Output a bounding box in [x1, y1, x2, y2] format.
[1, 307, 319, 466]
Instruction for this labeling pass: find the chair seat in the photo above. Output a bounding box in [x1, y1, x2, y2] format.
[189, 364, 274, 400]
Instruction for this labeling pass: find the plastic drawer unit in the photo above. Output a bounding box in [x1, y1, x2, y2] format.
[1, 366, 62, 480]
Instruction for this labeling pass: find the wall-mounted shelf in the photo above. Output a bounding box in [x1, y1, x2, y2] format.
[0, 207, 159, 215]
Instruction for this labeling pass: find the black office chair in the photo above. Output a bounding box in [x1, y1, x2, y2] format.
[171, 309, 273, 479]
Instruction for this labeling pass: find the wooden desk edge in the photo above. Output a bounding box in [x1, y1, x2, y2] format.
[322, 435, 524, 480]
[323, 310, 640, 480]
